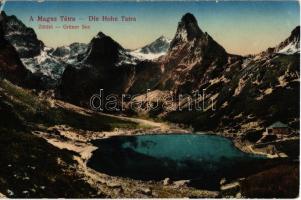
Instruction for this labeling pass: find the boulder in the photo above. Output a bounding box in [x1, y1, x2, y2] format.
[220, 181, 240, 197]
[163, 178, 172, 186]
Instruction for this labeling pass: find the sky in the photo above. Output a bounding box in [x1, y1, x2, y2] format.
[2, 0, 300, 55]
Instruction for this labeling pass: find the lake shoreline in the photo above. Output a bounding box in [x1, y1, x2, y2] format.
[32, 100, 297, 198]
[34, 126, 221, 198]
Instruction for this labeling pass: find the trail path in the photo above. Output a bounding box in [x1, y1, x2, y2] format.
[54, 99, 172, 131]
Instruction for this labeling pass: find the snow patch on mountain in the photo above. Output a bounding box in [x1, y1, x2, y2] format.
[52, 43, 88, 64]
[130, 36, 171, 60]
[116, 50, 138, 66]
[278, 40, 300, 55]
[21, 47, 63, 80]
[21, 43, 88, 80]
[130, 50, 166, 60]
[175, 28, 188, 42]
[276, 26, 300, 55]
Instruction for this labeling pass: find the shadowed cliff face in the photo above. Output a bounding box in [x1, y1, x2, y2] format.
[85, 32, 124, 66]
[59, 31, 138, 105]
[0, 12, 62, 89]
[156, 12, 231, 94]
[0, 17, 30, 86]
[0, 23, 51, 89]
[1, 11, 44, 58]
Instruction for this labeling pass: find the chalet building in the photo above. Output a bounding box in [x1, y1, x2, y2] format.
[266, 121, 290, 135]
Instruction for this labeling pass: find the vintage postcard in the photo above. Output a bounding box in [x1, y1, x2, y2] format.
[0, 0, 299, 198]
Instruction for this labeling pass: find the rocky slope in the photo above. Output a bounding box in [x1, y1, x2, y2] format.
[160, 17, 299, 136]
[0, 12, 55, 88]
[59, 13, 300, 139]
[130, 14, 299, 139]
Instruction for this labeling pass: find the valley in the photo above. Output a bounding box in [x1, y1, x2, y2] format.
[0, 78, 297, 198]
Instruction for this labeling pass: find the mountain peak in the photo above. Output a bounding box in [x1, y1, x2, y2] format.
[86, 31, 124, 65]
[95, 31, 107, 39]
[165, 12, 228, 72]
[157, 35, 168, 40]
[178, 13, 203, 41]
[170, 13, 204, 48]
[181, 13, 198, 25]
[90, 31, 122, 50]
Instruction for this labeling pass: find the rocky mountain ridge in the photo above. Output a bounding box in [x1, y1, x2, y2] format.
[1, 11, 170, 87]
[0, 11, 299, 136]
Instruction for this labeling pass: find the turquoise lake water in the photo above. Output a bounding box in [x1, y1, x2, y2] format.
[122, 134, 249, 162]
[88, 134, 266, 189]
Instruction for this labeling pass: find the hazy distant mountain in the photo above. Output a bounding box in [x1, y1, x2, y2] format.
[130, 36, 171, 60]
